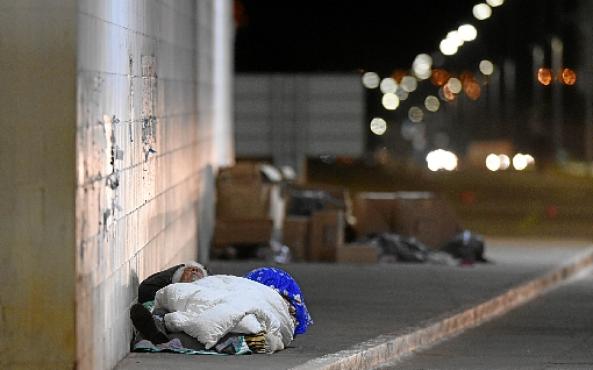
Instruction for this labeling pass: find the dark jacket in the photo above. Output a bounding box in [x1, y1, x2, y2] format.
[138, 264, 184, 303]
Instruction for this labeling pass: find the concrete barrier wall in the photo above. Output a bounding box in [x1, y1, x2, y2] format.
[75, 1, 232, 368]
[0, 1, 232, 368]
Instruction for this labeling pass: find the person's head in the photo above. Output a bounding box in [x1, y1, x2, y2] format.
[172, 262, 208, 283]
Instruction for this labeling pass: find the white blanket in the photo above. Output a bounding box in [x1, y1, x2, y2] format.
[154, 275, 295, 353]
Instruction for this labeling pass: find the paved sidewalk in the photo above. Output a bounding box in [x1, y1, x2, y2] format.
[115, 239, 593, 370]
[384, 270, 593, 369]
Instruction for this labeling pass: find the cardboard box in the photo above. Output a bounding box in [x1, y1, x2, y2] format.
[216, 183, 271, 220]
[336, 243, 380, 264]
[213, 219, 273, 247]
[352, 194, 395, 236]
[391, 196, 460, 248]
[353, 192, 460, 248]
[308, 209, 344, 262]
[216, 162, 287, 223]
[283, 216, 310, 261]
[217, 162, 263, 182]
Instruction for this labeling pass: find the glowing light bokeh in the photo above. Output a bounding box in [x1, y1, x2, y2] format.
[408, 106, 424, 123]
[537, 68, 553, 86]
[380, 77, 398, 94]
[413, 53, 433, 80]
[485, 153, 500, 171]
[512, 153, 535, 170]
[464, 80, 481, 100]
[560, 68, 577, 85]
[458, 24, 478, 41]
[525, 154, 535, 164]
[479, 60, 494, 75]
[473, 3, 492, 20]
[382, 93, 400, 110]
[431, 69, 450, 86]
[370, 117, 387, 136]
[426, 149, 458, 172]
[512, 154, 528, 170]
[401, 76, 418, 92]
[498, 154, 511, 170]
[439, 38, 458, 56]
[446, 31, 464, 47]
[486, 0, 504, 7]
[415, 53, 433, 66]
[424, 95, 440, 112]
[362, 72, 380, 89]
[446, 77, 462, 94]
[414, 68, 432, 81]
[440, 85, 456, 102]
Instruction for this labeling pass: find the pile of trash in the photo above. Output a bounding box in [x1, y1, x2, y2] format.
[361, 229, 487, 266]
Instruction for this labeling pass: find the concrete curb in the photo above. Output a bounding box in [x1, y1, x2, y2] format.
[291, 246, 593, 370]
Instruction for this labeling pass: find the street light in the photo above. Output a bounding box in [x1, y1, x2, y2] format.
[458, 24, 478, 41]
[486, 0, 504, 7]
[473, 3, 492, 20]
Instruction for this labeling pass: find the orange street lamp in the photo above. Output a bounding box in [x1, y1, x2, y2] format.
[537, 68, 553, 86]
[559, 68, 576, 85]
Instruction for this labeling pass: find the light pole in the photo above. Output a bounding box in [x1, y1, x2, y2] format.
[551, 36, 564, 161]
[578, 1, 593, 171]
[504, 59, 516, 142]
[530, 45, 544, 135]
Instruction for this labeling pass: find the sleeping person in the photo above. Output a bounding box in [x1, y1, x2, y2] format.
[130, 262, 209, 345]
[130, 263, 312, 354]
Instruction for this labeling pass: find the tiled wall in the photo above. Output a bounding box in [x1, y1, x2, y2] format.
[75, 1, 233, 368]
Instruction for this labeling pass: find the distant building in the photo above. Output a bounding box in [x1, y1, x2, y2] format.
[234, 73, 366, 175]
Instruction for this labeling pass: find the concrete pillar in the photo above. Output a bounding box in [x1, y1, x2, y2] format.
[213, 0, 235, 167]
[0, 1, 78, 369]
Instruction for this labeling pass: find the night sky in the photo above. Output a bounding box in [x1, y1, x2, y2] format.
[233, 0, 563, 75]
